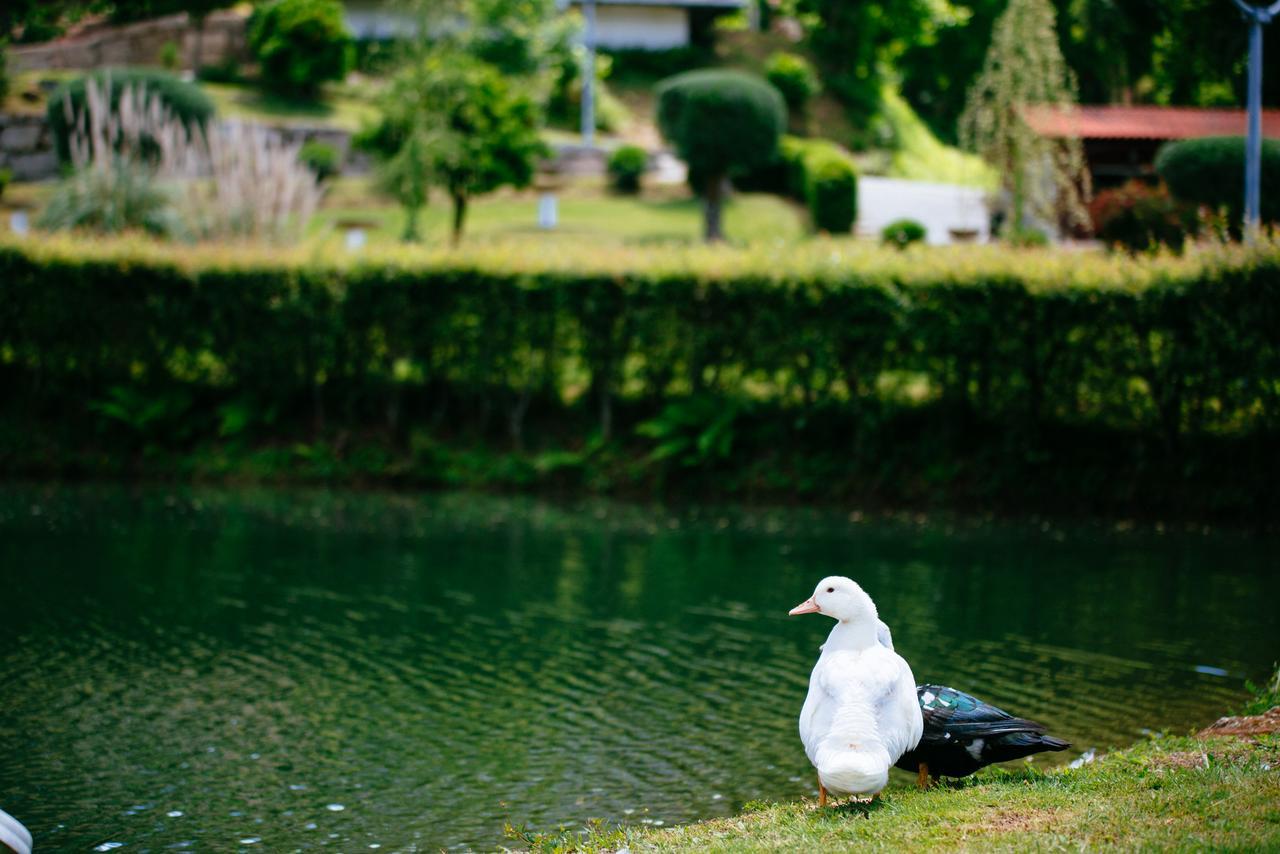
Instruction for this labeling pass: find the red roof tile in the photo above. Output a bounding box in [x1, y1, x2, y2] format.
[1022, 105, 1280, 140]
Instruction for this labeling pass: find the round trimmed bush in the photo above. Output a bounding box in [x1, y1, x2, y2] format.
[46, 68, 216, 165]
[1156, 136, 1280, 226]
[607, 144, 648, 194]
[656, 69, 784, 240]
[804, 148, 857, 233]
[656, 69, 785, 188]
[247, 0, 353, 97]
[882, 218, 926, 248]
[764, 52, 820, 114]
[299, 140, 341, 183]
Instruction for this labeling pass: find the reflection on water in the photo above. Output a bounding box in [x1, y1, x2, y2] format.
[0, 487, 1276, 850]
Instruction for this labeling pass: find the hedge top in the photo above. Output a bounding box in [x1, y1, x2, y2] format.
[5, 233, 1278, 297]
[655, 69, 786, 182]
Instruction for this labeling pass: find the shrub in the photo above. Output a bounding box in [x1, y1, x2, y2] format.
[1156, 136, 1280, 228]
[882, 218, 926, 248]
[46, 68, 215, 164]
[299, 140, 341, 183]
[1006, 226, 1049, 247]
[247, 0, 353, 97]
[1089, 180, 1196, 253]
[735, 136, 857, 234]
[37, 156, 182, 237]
[803, 147, 857, 233]
[764, 52, 821, 115]
[656, 69, 785, 240]
[0, 167, 11, 200]
[197, 58, 241, 84]
[607, 145, 648, 194]
[158, 40, 180, 71]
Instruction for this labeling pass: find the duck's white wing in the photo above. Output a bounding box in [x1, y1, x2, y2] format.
[876, 619, 894, 650]
[866, 645, 923, 764]
[0, 807, 32, 854]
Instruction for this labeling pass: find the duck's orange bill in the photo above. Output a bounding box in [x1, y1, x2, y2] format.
[788, 597, 820, 615]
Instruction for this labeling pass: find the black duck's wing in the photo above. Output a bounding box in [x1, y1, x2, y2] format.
[917, 684, 1050, 738]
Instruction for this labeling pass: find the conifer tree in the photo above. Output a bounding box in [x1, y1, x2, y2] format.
[960, 0, 1090, 236]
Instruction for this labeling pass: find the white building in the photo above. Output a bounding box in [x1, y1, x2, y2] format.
[559, 0, 744, 50]
[343, 0, 744, 49]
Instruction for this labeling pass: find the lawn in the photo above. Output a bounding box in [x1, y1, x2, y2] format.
[601, 676, 1280, 852]
[198, 80, 380, 131]
[309, 177, 809, 248]
[620, 735, 1280, 851]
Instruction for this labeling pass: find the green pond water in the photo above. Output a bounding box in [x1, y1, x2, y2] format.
[1, 486, 1277, 852]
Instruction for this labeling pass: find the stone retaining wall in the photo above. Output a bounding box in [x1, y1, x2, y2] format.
[10, 10, 248, 73]
[0, 115, 57, 181]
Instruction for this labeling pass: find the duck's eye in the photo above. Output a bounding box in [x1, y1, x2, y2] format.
[826, 587, 835, 593]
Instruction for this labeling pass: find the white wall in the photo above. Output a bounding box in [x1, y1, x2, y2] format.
[857, 177, 991, 245]
[344, 0, 418, 39]
[595, 6, 689, 49]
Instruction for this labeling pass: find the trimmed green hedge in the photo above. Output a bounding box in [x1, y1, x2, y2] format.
[1, 238, 1278, 516]
[737, 135, 858, 233]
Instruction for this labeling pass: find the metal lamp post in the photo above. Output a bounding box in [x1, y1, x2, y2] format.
[581, 0, 597, 147]
[1233, 0, 1280, 238]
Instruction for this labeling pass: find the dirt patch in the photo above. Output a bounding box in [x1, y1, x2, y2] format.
[1197, 706, 1280, 738]
[967, 807, 1063, 833]
[1149, 751, 1209, 771]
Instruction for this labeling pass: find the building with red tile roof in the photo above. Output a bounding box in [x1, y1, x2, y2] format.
[1022, 105, 1280, 186]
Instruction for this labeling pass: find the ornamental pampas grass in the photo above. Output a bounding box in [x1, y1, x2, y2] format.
[51, 74, 321, 243]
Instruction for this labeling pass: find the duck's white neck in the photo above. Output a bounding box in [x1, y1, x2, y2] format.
[822, 618, 879, 653]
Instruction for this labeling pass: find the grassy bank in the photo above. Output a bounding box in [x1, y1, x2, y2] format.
[575, 675, 1280, 851]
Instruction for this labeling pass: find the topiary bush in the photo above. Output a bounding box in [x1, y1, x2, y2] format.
[607, 144, 648, 194]
[247, 0, 353, 97]
[803, 146, 857, 233]
[46, 68, 216, 165]
[1089, 179, 1197, 253]
[299, 140, 341, 183]
[1156, 136, 1280, 228]
[764, 51, 820, 117]
[882, 218, 926, 248]
[656, 69, 785, 241]
[732, 135, 858, 234]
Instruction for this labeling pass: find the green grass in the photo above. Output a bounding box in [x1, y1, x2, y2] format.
[309, 178, 807, 248]
[617, 734, 1280, 852]
[879, 85, 996, 188]
[199, 81, 379, 131]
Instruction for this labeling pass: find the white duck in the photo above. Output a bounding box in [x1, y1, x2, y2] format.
[0, 807, 32, 854]
[789, 576, 922, 806]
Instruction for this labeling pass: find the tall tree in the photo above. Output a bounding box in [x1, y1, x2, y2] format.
[960, 0, 1089, 235]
